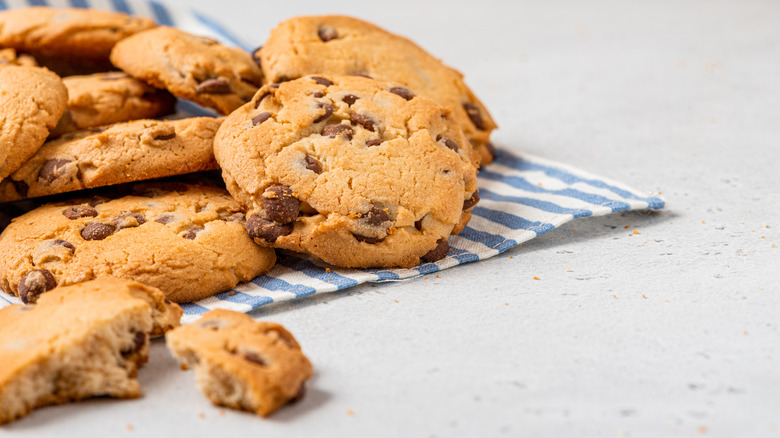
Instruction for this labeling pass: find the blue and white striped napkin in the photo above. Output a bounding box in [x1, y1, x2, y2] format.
[0, 0, 665, 323]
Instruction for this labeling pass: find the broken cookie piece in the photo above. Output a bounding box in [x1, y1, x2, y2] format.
[0, 277, 182, 425]
[166, 309, 312, 417]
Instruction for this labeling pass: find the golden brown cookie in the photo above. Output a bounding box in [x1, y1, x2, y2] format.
[0, 117, 221, 203]
[257, 15, 497, 165]
[0, 183, 276, 303]
[110, 26, 263, 115]
[0, 277, 182, 425]
[0, 65, 68, 181]
[51, 71, 177, 137]
[0, 7, 156, 74]
[214, 75, 479, 268]
[166, 309, 312, 417]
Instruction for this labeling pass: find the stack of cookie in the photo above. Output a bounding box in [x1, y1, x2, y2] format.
[0, 9, 496, 304]
[0, 6, 498, 423]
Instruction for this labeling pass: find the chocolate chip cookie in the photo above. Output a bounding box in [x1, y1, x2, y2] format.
[0, 183, 277, 303]
[0, 117, 221, 203]
[257, 15, 497, 165]
[214, 75, 479, 268]
[0, 65, 68, 181]
[166, 309, 312, 417]
[0, 7, 156, 74]
[0, 277, 182, 425]
[110, 26, 263, 115]
[51, 72, 177, 137]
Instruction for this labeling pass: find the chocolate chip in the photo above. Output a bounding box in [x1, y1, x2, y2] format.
[81, 223, 114, 241]
[390, 87, 415, 101]
[196, 78, 231, 94]
[254, 92, 271, 108]
[484, 142, 496, 160]
[310, 76, 333, 86]
[246, 215, 293, 243]
[38, 159, 72, 183]
[421, 238, 449, 263]
[463, 103, 486, 130]
[62, 205, 98, 220]
[113, 212, 147, 230]
[244, 352, 267, 366]
[263, 185, 300, 224]
[52, 239, 75, 253]
[252, 112, 272, 126]
[182, 226, 204, 240]
[463, 190, 480, 210]
[365, 204, 389, 225]
[342, 94, 359, 106]
[354, 234, 385, 244]
[122, 331, 146, 356]
[313, 102, 334, 123]
[414, 219, 423, 231]
[323, 123, 353, 140]
[19, 269, 56, 304]
[318, 25, 338, 42]
[12, 180, 29, 197]
[155, 214, 175, 224]
[153, 132, 176, 141]
[164, 297, 172, 304]
[437, 135, 459, 152]
[350, 113, 376, 132]
[313, 91, 324, 98]
[366, 139, 382, 147]
[304, 156, 322, 174]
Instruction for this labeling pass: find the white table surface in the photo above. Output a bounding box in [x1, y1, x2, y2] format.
[4, 1, 779, 437]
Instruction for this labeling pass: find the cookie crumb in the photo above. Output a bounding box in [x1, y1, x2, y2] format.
[435, 274, 440, 278]
[219, 409, 226, 416]
[346, 409, 354, 417]
[624, 225, 630, 229]
[613, 295, 617, 299]
[198, 412, 206, 419]
[394, 299, 398, 303]
[642, 294, 647, 299]
[325, 268, 331, 273]
[632, 230, 639, 235]
[532, 276, 540, 280]
[126, 424, 134, 431]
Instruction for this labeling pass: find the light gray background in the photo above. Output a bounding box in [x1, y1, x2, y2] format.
[4, 1, 779, 437]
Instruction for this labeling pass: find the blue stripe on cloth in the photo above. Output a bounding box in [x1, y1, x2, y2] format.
[479, 169, 633, 211]
[495, 150, 665, 208]
[27, 0, 47, 6]
[211, 290, 272, 307]
[458, 225, 519, 250]
[181, 302, 211, 315]
[480, 188, 594, 217]
[251, 276, 317, 298]
[277, 256, 360, 289]
[365, 269, 401, 281]
[110, 0, 131, 13]
[192, 10, 252, 51]
[471, 205, 558, 231]
[69, 0, 89, 8]
[148, 0, 173, 25]
[0, 0, 7, 10]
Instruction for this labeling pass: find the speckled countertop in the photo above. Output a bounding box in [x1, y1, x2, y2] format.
[6, 0, 779, 437]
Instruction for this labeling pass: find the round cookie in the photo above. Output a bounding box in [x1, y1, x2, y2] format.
[0, 7, 156, 74]
[0, 117, 222, 203]
[0, 183, 276, 303]
[257, 15, 497, 165]
[166, 309, 312, 417]
[0, 65, 68, 181]
[110, 27, 263, 115]
[51, 71, 177, 137]
[214, 75, 479, 269]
